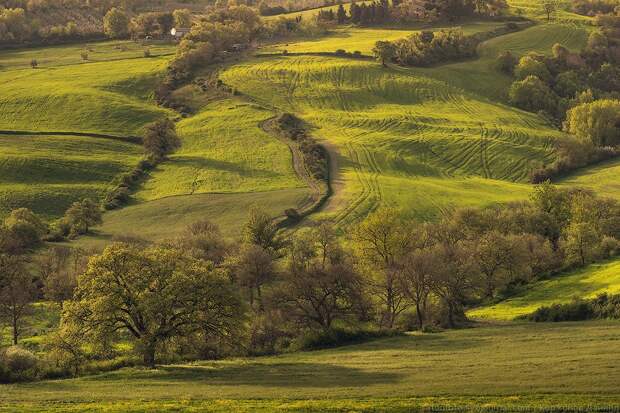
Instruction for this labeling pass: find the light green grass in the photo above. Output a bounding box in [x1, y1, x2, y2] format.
[3, 322, 620, 411]
[0, 134, 141, 219]
[267, 22, 504, 54]
[220, 54, 562, 224]
[75, 188, 311, 249]
[470, 259, 620, 320]
[136, 98, 304, 201]
[558, 158, 620, 202]
[507, 0, 594, 23]
[0, 54, 173, 136]
[0, 41, 176, 72]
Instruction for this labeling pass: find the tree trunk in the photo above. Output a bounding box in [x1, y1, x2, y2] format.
[415, 300, 424, 330]
[143, 341, 156, 369]
[12, 310, 18, 345]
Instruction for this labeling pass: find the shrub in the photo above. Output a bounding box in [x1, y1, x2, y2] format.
[0, 347, 39, 383]
[293, 327, 399, 351]
[335, 48, 347, 56]
[495, 51, 518, 74]
[509, 75, 558, 114]
[527, 299, 594, 322]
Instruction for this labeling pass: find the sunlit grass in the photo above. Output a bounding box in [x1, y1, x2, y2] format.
[469, 259, 620, 320]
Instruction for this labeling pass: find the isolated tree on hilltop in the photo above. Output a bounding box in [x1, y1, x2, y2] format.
[143, 118, 181, 160]
[541, 0, 560, 21]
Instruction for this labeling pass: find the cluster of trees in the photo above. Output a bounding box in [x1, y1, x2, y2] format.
[0, 0, 152, 45]
[313, 0, 507, 26]
[499, 22, 620, 181]
[2, 183, 615, 377]
[503, 24, 619, 121]
[103, 8, 192, 39]
[571, 0, 619, 16]
[373, 29, 477, 66]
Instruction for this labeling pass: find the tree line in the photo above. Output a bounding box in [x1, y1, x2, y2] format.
[1, 182, 619, 380]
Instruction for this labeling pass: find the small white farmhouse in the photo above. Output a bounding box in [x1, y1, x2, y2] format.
[170, 27, 191, 39]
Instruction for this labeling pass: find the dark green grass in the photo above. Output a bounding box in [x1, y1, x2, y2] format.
[2, 322, 620, 411]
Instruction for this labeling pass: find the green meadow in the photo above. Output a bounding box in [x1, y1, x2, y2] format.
[136, 98, 304, 200]
[470, 259, 620, 320]
[0, 134, 142, 220]
[3, 322, 620, 411]
[220, 50, 560, 223]
[267, 21, 504, 54]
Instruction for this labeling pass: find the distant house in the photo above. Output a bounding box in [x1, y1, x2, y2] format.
[170, 27, 191, 40]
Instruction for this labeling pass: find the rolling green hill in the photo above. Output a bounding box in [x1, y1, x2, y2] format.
[136, 98, 304, 201]
[220, 52, 560, 223]
[266, 21, 505, 54]
[0, 42, 175, 219]
[3, 322, 620, 411]
[469, 259, 620, 320]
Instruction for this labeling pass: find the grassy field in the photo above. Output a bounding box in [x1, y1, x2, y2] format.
[2, 322, 620, 411]
[0, 41, 177, 219]
[470, 259, 620, 320]
[75, 188, 310, 249]
[136, 98, 304, 201]
[0, 48, 173, 136]
[559, 158, 620, 202]
[0, 134, 142, 220]
[267, 21, 505, 54]
[220, 51, 560, 223]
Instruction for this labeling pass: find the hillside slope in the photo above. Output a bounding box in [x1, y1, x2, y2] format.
[470, 259, 620, 320]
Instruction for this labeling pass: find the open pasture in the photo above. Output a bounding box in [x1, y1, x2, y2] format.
[470, 259, 620, 320]
[2, 322, 620, 411]
[268, 21, 504, 54]
[221, 53, 562, 223]
[0, 52, 172, 136]
[0, 134, 141, 219]
[136, 98, 304, 201]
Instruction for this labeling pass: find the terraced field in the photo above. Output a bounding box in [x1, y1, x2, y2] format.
[470, 259, 620, 321]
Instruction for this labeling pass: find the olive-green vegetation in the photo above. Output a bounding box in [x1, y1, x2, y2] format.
[2, 322, 620, 411]
[470, 259, 620, 320]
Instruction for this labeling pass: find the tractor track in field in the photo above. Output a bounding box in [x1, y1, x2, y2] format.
[0, 129, 142, 144]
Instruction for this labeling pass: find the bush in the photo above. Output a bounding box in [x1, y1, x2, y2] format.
[335, 49, 347, 56]
[293, 327, 399, 351]
[527, 299, 594, 322]
[0, 347, 39, 383]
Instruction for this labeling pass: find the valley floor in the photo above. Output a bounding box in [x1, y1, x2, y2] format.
[2, 322, 620, 412]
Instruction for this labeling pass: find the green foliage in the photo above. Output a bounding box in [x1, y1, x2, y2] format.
[509, 75, 557, 113]
[564, 99, 620, 147]
[104, 8, 130, 39]
[142, 118, 181, 160]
